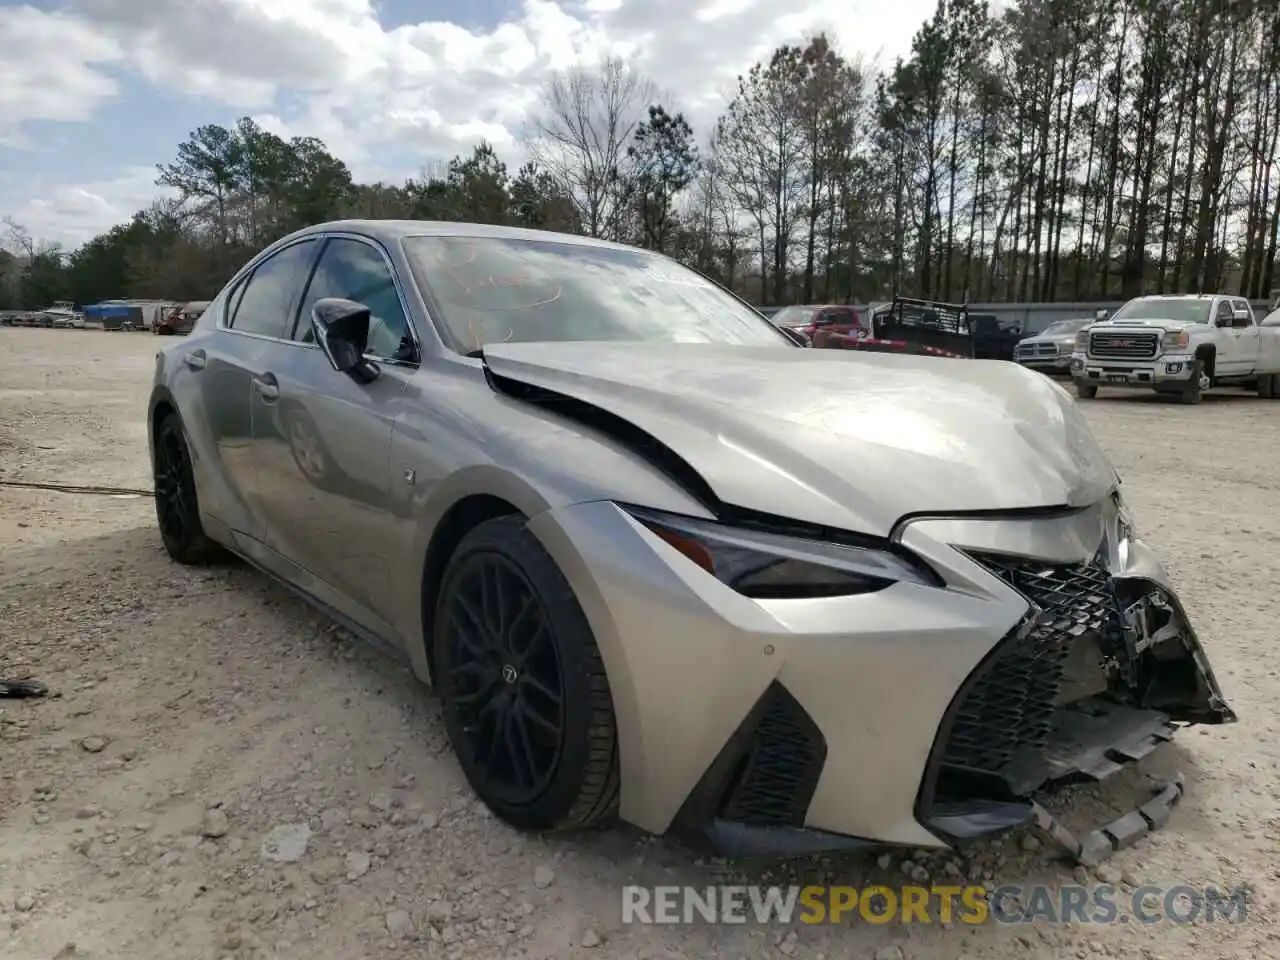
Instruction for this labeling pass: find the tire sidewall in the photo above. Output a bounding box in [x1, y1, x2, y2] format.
[155, 414, 197, 555]
[433, 517, 609, 830]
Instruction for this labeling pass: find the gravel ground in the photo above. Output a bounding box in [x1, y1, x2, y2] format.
[0, 329, 1276, 960]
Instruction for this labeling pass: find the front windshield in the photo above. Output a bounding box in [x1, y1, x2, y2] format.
[770, 306, 817, 326]
[1111, 298, 1211, 323]
[402, 235, 790, 352]
[1041, 319, 1091, 336]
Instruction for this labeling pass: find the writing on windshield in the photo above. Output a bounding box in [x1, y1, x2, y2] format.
[402, 235, 789, 353]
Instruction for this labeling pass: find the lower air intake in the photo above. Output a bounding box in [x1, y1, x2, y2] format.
[717, 681, 826, 827]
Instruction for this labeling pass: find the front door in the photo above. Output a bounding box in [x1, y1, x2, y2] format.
[252, 235, 415, 628]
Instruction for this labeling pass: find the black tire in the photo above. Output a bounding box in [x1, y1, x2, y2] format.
[1177, 361, 1206, 404]
[1258, 373, 1275, 399]
[433, 515, 620, 833]
[1075, 381, 1098, 399]
[153, 411, 224, 565]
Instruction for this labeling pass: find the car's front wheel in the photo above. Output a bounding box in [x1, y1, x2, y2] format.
[433, 515, 620, 833]
[153, 411, 224, 565]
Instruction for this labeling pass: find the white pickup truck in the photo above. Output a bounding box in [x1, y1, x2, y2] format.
[1070, 294, 1280, 404]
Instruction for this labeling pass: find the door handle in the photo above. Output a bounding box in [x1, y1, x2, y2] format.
[253, 373, 280, 402]
[184, 350, 206, 371]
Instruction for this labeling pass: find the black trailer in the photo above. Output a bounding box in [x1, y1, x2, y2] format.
[862, 296, 976, 358]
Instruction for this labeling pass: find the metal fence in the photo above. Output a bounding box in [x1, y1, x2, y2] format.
[977, 299, 1276, 335]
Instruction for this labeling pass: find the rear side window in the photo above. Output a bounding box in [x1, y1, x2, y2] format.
[228, 240, 319, 339]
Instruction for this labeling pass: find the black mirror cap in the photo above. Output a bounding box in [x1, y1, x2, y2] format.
[311, 297, 380, 383]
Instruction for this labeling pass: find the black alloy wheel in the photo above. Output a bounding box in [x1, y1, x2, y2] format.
[153, 411, 223, 565]
[434, 515, 619, 832]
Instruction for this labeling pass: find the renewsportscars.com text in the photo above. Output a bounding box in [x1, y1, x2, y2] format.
[622, 884, 1250, 926]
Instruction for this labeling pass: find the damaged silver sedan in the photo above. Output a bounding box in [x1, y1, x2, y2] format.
[146, 220, 1236, 864]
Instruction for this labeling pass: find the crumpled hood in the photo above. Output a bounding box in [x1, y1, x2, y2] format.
[482, 342, 1118, 536]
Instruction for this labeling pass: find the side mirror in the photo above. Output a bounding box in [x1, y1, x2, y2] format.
[311, 298, 380, 384]
[1214, 316, 1232, 328]
[779, 326, 809, 347]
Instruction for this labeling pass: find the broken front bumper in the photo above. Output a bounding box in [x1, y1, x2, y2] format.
[914, 543, 1233, 863]
[530, 499, 1235, 862]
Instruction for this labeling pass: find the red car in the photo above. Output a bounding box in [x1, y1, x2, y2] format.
[768, 304, 866, 346]
[811, 297, 976, 358]
[156, 300, 210, 336]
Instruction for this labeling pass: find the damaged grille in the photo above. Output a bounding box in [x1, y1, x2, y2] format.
[937, 554, 1120, 781]
[717, 682, 826, 827]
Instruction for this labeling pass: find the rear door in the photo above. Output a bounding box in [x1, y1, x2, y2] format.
[1230, 297, 1259, 374]
[253, 234, 413, 625]
[211, 238, 322, 542]
[1213, 298, 1245, 375]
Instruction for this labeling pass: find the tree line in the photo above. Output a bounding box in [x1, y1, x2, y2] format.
[3, 0, 1278, 312]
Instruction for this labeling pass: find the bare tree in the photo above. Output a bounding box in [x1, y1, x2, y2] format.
[525, 57, 657, 241]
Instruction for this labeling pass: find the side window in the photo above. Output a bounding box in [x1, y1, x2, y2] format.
[1232, 299, 1252, 326]
[295, 238, 414, 361]
[228, 240, 319, 339]
[197, 287, 234, 330]
[1216, 300, 1233, 324]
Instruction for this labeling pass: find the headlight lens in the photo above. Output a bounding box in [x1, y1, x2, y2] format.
[1074, 330, 1089, 351]
[1161, 329, 1189, 350]
[622, 506, 939, 598]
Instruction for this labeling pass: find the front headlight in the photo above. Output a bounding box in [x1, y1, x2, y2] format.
[1161, 329, 1189, 350]
[622, 506, 940, 598]
[1074, 330, 1089, 351]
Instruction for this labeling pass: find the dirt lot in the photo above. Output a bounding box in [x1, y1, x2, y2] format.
[1, 329, 1277, 960]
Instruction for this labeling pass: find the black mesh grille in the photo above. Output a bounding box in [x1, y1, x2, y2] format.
[717, 682, 826, 827]
[938, 554, 1118, 778]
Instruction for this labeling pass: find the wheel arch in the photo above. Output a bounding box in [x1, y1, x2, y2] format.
[407, 465, 562, 683]
[418, 492, 527, 683]
[148, 384, 179, 457]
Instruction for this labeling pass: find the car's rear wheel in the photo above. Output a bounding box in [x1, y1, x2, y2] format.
[433, 516, 619, 833]
[153, 411, 223, 565]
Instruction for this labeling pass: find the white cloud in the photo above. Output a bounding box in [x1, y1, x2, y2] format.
[0, 5, 123, 146]
[0, 168, 177, 250]
[7, 0, 935, 246]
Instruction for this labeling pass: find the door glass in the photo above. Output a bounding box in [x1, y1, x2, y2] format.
[295, 238, 414, 361]
[229, 240, 319, 339]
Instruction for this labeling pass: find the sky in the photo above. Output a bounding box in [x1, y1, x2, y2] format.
[0, 0, 935, 250]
